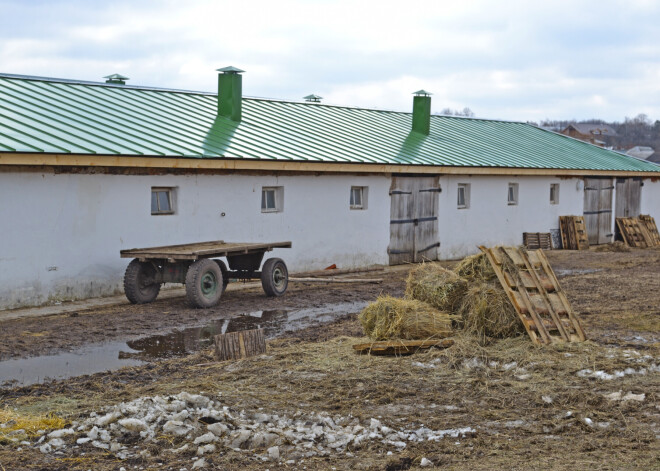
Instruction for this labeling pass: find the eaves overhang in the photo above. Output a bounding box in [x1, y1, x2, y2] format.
[2, 153, 659, 178]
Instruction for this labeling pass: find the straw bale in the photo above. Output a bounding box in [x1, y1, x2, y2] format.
[453, 253, 496, 282]
[405, 263, 468, 313]
[594, 241, 631, 252]
[458, 282, 524, 341]
[358, 295, 454, 341]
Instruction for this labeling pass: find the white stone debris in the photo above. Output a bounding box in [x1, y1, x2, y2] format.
[542, 396, 553, 404]
[577, 364, 660, 381]
[604, 391, 646, 402]
[31, 391, 477, 461]
[420, 457, 433, 467]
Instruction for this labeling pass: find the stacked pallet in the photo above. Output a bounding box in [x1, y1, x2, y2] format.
[616, 215, 660, 248]
[523, 232, 553, 250]
[559, 216, 589, 250]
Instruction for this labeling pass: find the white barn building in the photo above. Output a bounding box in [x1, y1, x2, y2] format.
[1, 69, 659, 310]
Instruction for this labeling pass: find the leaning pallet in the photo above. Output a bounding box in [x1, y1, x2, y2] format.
[559, 216, 589, 250]
[480, 246, 586, 345]
[638, 215, 660, 246]
[523, 232, 552, 250]
[616, 217, 649, 248]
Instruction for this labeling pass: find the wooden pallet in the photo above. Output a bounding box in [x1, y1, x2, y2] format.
[353, 339, 454, 356]
[559, 216, 589, 250]
[523, 232, 553, 250]
[639, 215, 660, 246]
[480, 246, 586, 345]
[616, 218, 649, 248]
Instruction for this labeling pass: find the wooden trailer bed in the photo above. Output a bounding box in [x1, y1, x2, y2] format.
[120, 240, 292, 308]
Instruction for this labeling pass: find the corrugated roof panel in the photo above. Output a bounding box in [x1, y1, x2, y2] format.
[0, 74, 658, 173]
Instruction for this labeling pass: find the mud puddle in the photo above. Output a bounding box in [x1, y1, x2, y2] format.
[0, 301, 367, 387]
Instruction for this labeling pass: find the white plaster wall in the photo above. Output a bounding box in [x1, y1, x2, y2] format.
[641, 178, 660, 221]
[0, 171, 391, 310]
[436, 175, 584, 259]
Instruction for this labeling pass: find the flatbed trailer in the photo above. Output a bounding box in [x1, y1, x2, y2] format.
[120, 240, 292, 308]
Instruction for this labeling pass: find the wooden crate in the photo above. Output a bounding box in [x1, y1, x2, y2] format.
[214, 328, 266, 361]
[523, 232, 552, 250]
[559, 216, 589, 250]
[480, 246, 586, 345]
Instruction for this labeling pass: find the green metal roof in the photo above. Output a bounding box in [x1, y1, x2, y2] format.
[1, 73, 658, 173]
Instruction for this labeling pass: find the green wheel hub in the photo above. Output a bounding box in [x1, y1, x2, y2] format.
[272, 267, 285, 289]
[201, 271, 218, 297]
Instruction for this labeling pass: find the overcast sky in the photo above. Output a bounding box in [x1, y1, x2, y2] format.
[1, 0, 658, 122]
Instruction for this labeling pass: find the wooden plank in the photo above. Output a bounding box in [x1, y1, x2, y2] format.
[214, 328, 266, 361]
[289, 277, 383, 284]
[353, 338, 454, 355]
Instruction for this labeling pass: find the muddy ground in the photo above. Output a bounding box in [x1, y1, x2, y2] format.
[0, 248, 659, 470]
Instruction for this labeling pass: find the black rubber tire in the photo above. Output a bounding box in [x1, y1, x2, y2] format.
[124, 259, 161, 304]
[261, 258, 288, 297]
[214, 259, 230, 293]
[185, 258, 223, 308]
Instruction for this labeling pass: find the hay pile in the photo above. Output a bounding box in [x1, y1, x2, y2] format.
[359, 252, 524, 343]
[358, 295, 454, 341]
[405, 264, 467, 312]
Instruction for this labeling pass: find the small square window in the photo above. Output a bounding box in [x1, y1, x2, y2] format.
[550, 183, 560, 204]
[151, 187, 175, 215]
[507, 183, 519, 205]
[457, 183, 470, 209]
[261, 186, 283, 213]
[350, 186, 368, 209]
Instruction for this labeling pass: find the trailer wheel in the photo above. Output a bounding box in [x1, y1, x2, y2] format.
[261, 258, 288, 297]
[186, 259, 223, 308]
[124, 259, 161, 304]
[214, 259, 230, 293]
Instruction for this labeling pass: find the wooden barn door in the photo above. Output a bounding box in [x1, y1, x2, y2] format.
[583, 177, 614, 245]
[388, 175, 440, 265]
[615, 178, 642, 219]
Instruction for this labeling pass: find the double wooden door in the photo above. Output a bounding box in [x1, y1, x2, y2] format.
[583, 177, 613, 245]
[388, 175, 441, 265]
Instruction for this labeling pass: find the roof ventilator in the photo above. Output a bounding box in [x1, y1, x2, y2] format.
[104, 74, 129, 85]
[412, 89, 432, 135]
[303, 94, 323, 103]
[217, 66, 244, 122]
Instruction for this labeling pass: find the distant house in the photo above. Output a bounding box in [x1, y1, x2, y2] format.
[646, 152, 660, 165]
[626, 146, 655, 160]
[1, 69, 659, 310]
[560, 123, 617, 147]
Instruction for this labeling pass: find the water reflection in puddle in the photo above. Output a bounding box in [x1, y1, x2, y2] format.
[0, 301, 367, 387]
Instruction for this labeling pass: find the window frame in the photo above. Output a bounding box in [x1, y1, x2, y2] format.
[350, 186, 368, 210]
[457, 183, 470, 209]
[261, 186, 284, 213]
[550, 183, 560, 205]
[151, 187, 175, 215]
[507, 183, 519, 206]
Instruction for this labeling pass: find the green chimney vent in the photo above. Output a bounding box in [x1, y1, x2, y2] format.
[104, 74, 129, 85]
[303, 94, 323, 103]
[412, 90, 432, 135]
[217, 66, 244, 121]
